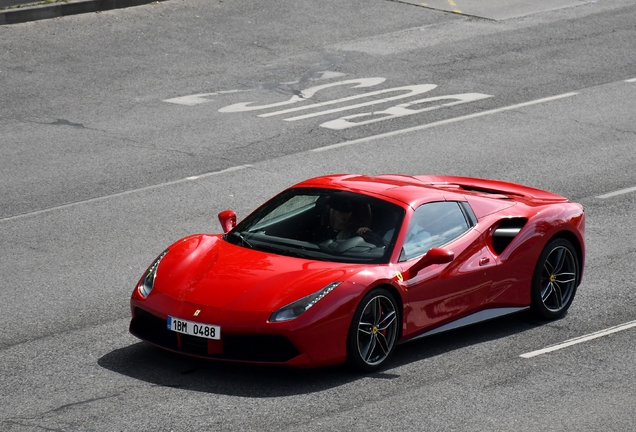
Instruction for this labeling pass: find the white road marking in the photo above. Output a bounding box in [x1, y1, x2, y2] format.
[320, 92, 492, 130]
[219, 78, 386, 113]
[163, 90, 248, 106]
[625, 78, 636, 83]
[165, 71, 350, 106]
[0, 165, 253, 223]
[273, 85, 438, 120]
[170, 77, 492, 132]
[596, 186, 636, 199]
[520, 320, 636, 358]
[312, 92, 579, 152]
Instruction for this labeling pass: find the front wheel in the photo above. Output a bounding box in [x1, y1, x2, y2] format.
[531, 238, 580, 319]
[347, 288, 400, 372]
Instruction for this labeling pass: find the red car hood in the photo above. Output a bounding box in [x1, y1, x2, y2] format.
[153, 234, 361, 312]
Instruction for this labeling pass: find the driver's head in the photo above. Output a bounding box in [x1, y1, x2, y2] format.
[328, 197, 353, 230]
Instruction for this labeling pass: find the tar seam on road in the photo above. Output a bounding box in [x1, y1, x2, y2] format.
[1, 91, 581, 223]
[520, 320, 636, 358]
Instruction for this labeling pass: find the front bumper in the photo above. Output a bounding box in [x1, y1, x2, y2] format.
[129, 291, 354, 368]
[130, 307, 306, 364]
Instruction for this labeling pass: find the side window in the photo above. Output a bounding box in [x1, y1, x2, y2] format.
[400, 201, 470, 261]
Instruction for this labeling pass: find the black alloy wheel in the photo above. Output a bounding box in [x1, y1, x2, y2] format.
[531, 238, 580, 319]
[347, 288, 400, 372]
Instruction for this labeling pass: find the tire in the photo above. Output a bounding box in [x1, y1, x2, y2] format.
[347, 288, 400, 372]
[530, 238, 580, 320]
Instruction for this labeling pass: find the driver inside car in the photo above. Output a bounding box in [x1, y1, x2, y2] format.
[315, 197, 359, 241]
[315, 196, 389, 248]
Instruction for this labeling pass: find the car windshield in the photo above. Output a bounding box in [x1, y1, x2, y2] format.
[224, 188, 405, 264]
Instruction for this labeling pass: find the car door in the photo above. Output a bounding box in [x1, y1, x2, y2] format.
[399, 201, 497, 337]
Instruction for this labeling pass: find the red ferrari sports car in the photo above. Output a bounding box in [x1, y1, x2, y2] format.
[130, 174, 585, 371]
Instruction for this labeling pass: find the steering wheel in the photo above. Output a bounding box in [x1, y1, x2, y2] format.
[318, 239, 335, 252]
[333, 236, 365, 254]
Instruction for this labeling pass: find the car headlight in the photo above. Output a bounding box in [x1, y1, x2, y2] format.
[138, 250, 169, 298]
[269, 282, 341, 322]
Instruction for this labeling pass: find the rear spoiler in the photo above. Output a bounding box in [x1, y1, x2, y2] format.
[413, 175, 570, 203]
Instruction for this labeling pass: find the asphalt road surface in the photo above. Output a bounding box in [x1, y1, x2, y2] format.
[1, 0, 635, 430]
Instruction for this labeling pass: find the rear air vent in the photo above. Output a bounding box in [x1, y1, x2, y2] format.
[460, 185, 521, 199]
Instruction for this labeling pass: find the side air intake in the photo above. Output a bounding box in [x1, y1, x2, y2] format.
[492, 218, 527, 255]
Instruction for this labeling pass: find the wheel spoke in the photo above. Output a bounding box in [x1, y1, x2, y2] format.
[377, 310, 396, 331]
[554, 272, 576, 284]
[363, 335, 377, 362]
[373, 297, 382, 326]
[358, 321, 374, 335]
[553, 247, 568, 274]
[552, 282, 564, 308]
[375, 332, 390, 356]
[541, 282, 554, 303]
[544, 259, 555, 275]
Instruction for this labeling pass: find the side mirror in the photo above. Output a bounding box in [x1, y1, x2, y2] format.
[218, 210, 237, 233]
[407, 247, 454, 279]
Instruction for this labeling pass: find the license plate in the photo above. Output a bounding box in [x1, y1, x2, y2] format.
[167, 316, 221, 340]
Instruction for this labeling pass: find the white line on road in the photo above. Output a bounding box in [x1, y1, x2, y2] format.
[0, 165, 253, 223]
[311, 92, 579, 152]
[625, 78, 636, 83]
[520, 320, 636, 358]
[596, 186, 636, 199]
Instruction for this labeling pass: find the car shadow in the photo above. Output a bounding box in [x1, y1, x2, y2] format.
[391, 311, 548, 366]
[98, 312, 546, 397]
[98, 343, 357, 397]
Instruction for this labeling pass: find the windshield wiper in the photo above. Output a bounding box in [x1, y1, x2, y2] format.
[256, 243, 312, 259]
[227, 231, 254, 249]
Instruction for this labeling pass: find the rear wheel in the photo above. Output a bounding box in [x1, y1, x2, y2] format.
[347, 288, 400, 372]
[531, 238, 580, 319]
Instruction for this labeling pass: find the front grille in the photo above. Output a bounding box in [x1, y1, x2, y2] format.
[223, 334, 300, 362]
[130, 307, 300, 363]
[180, 334, 209, 356]
[130, 307, 178, 349]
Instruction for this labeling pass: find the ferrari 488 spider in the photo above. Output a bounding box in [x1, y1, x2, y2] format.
[130, 174, 585, 371]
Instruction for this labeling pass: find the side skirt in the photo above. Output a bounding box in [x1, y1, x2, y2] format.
[402, 307, 529, 343]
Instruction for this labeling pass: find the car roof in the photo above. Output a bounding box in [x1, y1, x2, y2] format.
[291, 174, 450, 207]
[292, 174, 569, 212]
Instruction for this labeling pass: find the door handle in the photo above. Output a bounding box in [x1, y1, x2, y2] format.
[479, 257, 490, 266]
